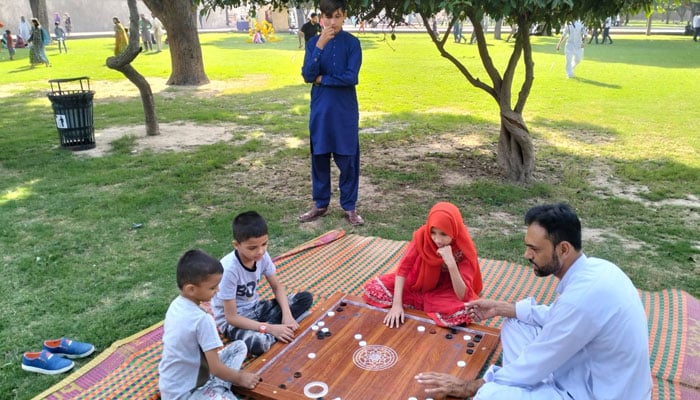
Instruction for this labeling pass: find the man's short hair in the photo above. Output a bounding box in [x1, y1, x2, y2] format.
[320, 0, 346, 17]
[525, 203, 582, 250]
[232, 211, 268, 243]
[310, 12, 318, 18]
[176, 249, 223, 289]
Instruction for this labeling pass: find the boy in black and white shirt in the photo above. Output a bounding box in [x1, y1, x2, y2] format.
[212, 211, 313, 356]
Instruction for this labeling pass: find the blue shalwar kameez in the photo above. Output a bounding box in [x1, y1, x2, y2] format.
[301, 30, 362, 211]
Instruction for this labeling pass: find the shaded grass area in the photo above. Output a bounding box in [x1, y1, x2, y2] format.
[0, 32, 698, 399]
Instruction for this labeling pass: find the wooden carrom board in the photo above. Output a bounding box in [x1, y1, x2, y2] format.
[236, 293, 500, 400]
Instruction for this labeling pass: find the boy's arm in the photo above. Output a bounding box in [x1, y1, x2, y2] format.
[266, 274, 295, 325]
[222, 298, 266, 331]
[222, 283, 296, 343]
[203, 348, 260, 389]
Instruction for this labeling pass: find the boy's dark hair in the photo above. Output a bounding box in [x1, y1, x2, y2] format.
[232, 211, 268, 243]
[320, 0, 346, 17]
[310, 12, 318, 18]
[176, 249, 223, 289]
[524, 203, 582, 251]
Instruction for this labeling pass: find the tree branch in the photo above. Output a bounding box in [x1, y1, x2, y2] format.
[105, 0, 159, 136]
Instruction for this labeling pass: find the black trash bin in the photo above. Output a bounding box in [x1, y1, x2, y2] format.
[47, 77, 96, 151]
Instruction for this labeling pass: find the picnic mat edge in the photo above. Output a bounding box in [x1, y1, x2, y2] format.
[33, 231, 700, 400]
[32, 320, 165, 400]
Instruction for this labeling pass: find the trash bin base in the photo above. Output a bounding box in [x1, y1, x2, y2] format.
[60, 135, 96, 151]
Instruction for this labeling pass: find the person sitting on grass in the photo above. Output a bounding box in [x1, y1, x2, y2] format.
[363, 201, 483, 327]
[158, 249, 261, 400]
[212, 211, 314, 356]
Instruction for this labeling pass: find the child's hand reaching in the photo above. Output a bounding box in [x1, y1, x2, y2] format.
[281, 315, 300, 331]
[231, 370, 262, 390]
[269, 324, 296, 343]
[384, 304, 405, 328]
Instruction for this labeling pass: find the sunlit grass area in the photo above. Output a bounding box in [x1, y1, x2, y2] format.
[0, 30, 698, 399]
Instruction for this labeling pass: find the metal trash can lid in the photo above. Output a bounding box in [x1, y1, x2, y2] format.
[49, 77, 91, 95]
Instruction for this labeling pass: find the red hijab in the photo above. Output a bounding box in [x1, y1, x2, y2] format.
[409, 202, 481, 296]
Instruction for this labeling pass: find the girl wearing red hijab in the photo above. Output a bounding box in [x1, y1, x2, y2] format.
[363, 202, 482, 327]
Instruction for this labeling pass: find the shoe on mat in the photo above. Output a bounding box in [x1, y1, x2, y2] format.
[43, 337, 95, 359]
[21, 350, 74, 375]
[345, 210, 364, 226]
[298, 206, 328, 223]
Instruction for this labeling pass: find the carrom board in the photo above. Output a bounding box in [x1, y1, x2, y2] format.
[236, 293, 500, 400]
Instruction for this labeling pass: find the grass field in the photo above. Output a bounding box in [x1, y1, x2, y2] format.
[0, 30, 698, 399]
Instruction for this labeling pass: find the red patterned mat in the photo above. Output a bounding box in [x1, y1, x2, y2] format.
[34, 231, 700, 399]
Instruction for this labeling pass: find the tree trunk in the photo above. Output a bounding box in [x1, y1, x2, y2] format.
[497, 109, 534, 183]
[142, 0, 209, 85]
[28, 0, 49, 34]
[421, 10, 535, 183]
[493, 18, 502, 40]
[106, 0, 159, 136]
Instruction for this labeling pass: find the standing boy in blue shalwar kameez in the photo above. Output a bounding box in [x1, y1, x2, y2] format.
[299, 0, 364, 227]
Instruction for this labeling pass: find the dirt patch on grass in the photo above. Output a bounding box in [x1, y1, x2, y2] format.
[79, 122, 235, 157]
[589, 161, 700, 210]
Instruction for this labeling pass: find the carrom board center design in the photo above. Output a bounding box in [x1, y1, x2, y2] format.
[352, 344, 398, 371]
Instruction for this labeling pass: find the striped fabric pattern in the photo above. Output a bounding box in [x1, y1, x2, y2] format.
[35, 231, 700, 400]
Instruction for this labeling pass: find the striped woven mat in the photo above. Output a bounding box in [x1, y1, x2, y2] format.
[34, 230, 700, 400]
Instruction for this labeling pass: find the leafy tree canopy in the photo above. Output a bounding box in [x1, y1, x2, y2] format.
[200, 0, 653, 31]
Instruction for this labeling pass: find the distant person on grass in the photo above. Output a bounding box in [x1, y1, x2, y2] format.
[3, 30, 15, 60]
[139, 13, 153, 52]
[693, 11, 700, 42]
[299, 0, 364, 226]
[54, 22, 67, 53]
[601, 16, 613, 44]
[27, 18, 50, 68]
[112, 17, 128, 56]
[152, 14, 164, 52]
[414, 203, 651, 400]
[556, 20, 587, 78]
[64, 13, 72, 35]
[158, 249, 261, 400]
[212, 211, 313, 356]
[18, 16, 31, 42]
[298, 12, 321, 49]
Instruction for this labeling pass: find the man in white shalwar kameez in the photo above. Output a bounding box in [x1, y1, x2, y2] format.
[556, 20, 587, 78]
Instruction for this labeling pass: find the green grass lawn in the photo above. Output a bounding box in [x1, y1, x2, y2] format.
[1, 31, 698, 399]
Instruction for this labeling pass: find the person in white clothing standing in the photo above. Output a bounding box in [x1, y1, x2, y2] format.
[556, 20, 587, 78]
[693, 11, 700, 42]
[18, 16, 31, 42]
[414, 203, 652, 400]
[152, 14, 165, 52]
